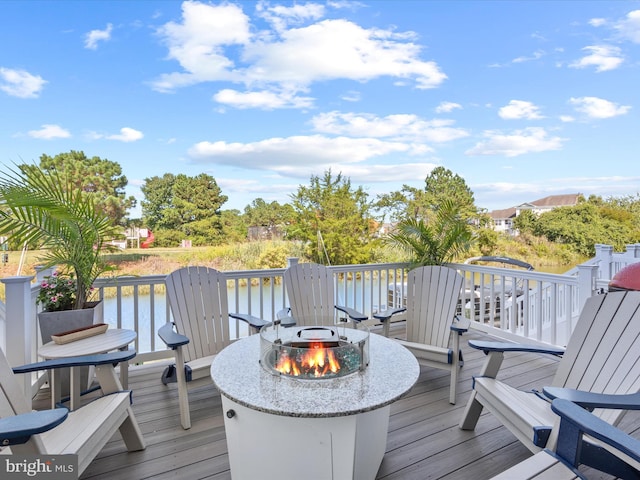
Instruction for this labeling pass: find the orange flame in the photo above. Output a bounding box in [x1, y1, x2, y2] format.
[275, 342, 341, 377]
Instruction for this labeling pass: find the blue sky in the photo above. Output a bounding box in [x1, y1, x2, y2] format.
[1, 1, 639, 218]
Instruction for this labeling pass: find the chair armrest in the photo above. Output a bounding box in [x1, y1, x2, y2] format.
[543, 387, 640, 410]
[12, 350, 137, 374]
[276, 308, 296, 327]
[229, 312, 270, 330]
[551, 398, 640, 464]
[158, 322, 189, 349]
[373, 307, 406, 322]
[335, 305, 368, 322]
[451, 315, 470, 333]
[468, 340, 565, 357]
[0, 408, 68, 445]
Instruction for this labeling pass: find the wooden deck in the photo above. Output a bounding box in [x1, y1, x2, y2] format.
[76, 327, 640, 480]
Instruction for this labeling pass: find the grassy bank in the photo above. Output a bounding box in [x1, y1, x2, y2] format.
[0, 236, 586, 301]
[0, 241, 308, 301]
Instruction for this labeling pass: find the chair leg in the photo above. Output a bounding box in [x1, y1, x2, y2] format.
[459, 391, 484, 429]
[174, 349, 191, 430]
[449, 367, 458, 405]
[119, 408, 146, 451]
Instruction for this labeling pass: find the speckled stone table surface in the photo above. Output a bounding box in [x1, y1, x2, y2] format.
[211, 331, 419, 418]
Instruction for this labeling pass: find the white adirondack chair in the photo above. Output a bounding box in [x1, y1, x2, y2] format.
[281, 263, 374, 327]
[460, 290, 640, 453]
[389, 266, 469, 404]
[491, 396, 640, 479]
[0, 348, 145, 475]
[159, 266, 269, 430]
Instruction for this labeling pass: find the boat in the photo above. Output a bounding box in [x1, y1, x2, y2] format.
[462, 256, 534, 322]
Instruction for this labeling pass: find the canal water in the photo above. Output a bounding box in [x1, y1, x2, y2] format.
[101, 278, 390, 354]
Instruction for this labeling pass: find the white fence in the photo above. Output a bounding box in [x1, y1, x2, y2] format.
[2, 243, 640, 375]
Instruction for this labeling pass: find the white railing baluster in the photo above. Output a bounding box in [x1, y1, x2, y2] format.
[6, 248, 640, 367]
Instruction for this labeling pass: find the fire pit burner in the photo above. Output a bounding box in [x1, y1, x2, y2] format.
[259, 324, 369, 379]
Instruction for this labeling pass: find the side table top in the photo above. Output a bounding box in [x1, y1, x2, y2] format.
[39, 328, 137, 359]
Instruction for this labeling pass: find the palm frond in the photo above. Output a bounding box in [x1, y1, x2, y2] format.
[385, 199, 474, 268]
[0, 163, 120, 309]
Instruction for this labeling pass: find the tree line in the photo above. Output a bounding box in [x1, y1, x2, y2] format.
[3, 150, 639, 266]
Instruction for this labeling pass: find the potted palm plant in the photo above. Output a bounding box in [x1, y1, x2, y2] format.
[0, 163, 120, 342]
[386, 198, 474, 268]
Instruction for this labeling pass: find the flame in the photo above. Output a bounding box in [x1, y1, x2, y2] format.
[275, 342, 341, 377]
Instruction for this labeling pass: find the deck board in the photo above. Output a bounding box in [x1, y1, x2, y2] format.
[74, 328, 640, 480]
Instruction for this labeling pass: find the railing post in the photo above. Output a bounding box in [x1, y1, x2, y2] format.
[577, 264, 598, 311]
[34, 265, 54, 283]
[594, 244, 613, 280]
[287, 257, 299, 267]
[1, 275, 35, 405]
[625, 244, 640, 258]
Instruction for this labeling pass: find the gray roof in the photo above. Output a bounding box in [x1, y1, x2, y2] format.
[490, 193, 580, 218]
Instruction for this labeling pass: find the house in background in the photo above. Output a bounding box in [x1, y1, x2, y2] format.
[489, 193, 581, 236]
[489, 207, 517, 235]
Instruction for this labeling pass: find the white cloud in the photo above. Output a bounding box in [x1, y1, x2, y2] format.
[256, 1, 325, 32]
[188, 134, 431, 171]
[569, 96, 631, 119]
[85, 23, 114, 50]
[213, 88, 314, 109]
[435, 101, 462, 113]
[512, 49, 545, 63]
[90, 127, 144, 142]
[219, 162, 436, 192]
[0, 67, 47, 98]
[466, 127, 565, 157]
[311, 111, 468, 143]
[589, 18, 607, 27]
[476, 175, 640, 209]
[559, 115, 575, 123]
[151, 2, 253, 92]
[107, 127, 144, 142]
[27, 124, 71, 139]
[153, 1, 446, 99]
[613, 9, 640, 43]
[341, 90, 361, 102]
[498, 100, 544, 120]
[328, 162, 437, 182]
[243, 19, 445, 88]
[569, 45, 624, 72]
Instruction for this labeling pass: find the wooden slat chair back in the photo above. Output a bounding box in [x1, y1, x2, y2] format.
[284, 263, 339, 327]
[394, 266, 468, 404]
[161, 266, 234, 430]
[552, 291, 640, 425]
[405, 266, 464, 350]
[0, 348, 145, 475]
[460, 290, 640, 453]
[165, 266, 232, 364]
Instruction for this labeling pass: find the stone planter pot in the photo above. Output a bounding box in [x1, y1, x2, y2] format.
[38, 300, 104, 396]
[38, 300, 104, 344]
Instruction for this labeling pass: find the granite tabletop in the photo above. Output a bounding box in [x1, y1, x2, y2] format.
[211, 331, 419, 418]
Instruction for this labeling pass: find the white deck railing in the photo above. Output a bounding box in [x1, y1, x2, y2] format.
[2, 243, 640, 374]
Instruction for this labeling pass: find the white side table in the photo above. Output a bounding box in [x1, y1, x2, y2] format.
[39, 328, 136, 410]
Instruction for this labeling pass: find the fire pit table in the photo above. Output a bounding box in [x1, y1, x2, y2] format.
[211, 323, 419, 480]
